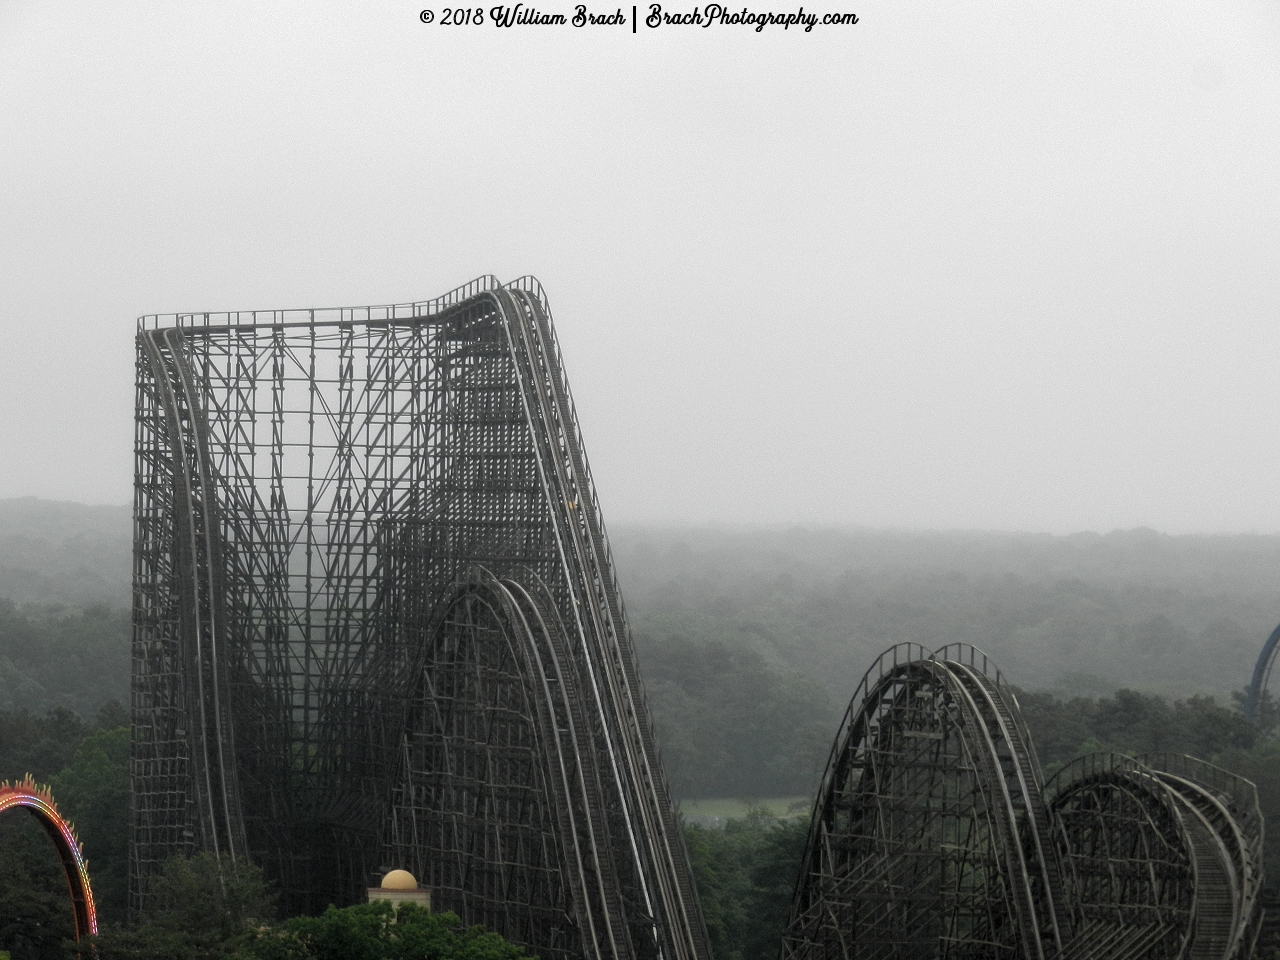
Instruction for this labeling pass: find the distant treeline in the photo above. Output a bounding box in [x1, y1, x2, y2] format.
[0, 602, 129, 717]
[1018, 686, 1266, 770]
[0, 499, 130, 609]
[0, 498, 132, 717]
[615, 524, 1280, 702]
[5, 499, 1280, 797]
[638, 636, 836, 798]
[0, 702, 129, 955]
[5, 497, 1280, 705]
[7, 501, 1280, 958]
[5, 679, 1280, 958]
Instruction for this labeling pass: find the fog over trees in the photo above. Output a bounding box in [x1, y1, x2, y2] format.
[614, 524, 1280, 702]
[5, 499, 1280, 959]
[5, 500, 1280, 715]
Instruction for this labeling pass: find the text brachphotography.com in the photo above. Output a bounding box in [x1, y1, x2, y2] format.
[419, 4, 860, 33]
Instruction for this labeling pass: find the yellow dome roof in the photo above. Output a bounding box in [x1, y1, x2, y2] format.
[381, 869, 418, 891]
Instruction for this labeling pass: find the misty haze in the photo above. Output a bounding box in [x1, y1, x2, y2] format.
[5, 1, 1280, 957]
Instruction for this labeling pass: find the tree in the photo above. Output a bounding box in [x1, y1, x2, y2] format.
[0, 809, 75, 960]
[50, 725, 130, 927]
[238, 901, 531, 960]
[76, 852, 276, 960]
[79, 858, 530, 960]
[640, 636, 835, 798]
[0, 707, 88, 783]
[683, 809, 809, 960]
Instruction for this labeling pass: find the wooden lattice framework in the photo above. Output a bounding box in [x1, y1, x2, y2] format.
[131, 277, 709, 960]
[782, 645, 1265, 960]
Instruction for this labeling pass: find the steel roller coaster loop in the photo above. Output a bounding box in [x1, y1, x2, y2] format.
[0, 776, 98, 940]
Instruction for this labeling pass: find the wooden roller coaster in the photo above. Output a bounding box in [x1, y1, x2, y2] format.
[132, 278, 708, 960]
[782, 645, 1265, 960]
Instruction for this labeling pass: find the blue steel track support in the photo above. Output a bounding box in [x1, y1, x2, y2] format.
[1243, 621, 1280, 721]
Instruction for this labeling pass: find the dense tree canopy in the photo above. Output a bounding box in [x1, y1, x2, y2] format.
[50, 725, 131, 927]
[0, 810, 76, 960]
[1016, 686, 1266, 771]
[243, 902, 531, 960]
[0, 703, 127, 960]
[76, 854, 532, 960]
[615, 526, 1280, 702]
[683, 811, 808, 960]
[8, 504, 1280, 959]
[0, 603, 129, 717]
[639, 636, 835, 798]
[77, 852, 277, 960]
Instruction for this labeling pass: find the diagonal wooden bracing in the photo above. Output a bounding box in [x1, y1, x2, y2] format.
[131, 277, 709, 960]
[1049, 753, 1265, 960]
[782, 645, 1266, 960]
[781, 644, 1063, 960]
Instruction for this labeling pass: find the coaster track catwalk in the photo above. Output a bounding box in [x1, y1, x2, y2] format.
[132, 277, 709, 960]
[1047, 753, 1264, 960]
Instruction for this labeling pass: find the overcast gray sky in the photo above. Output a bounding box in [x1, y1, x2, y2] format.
[2, 0, 1278, 533]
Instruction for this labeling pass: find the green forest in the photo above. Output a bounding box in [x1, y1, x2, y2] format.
[6, 499, 1280, 959]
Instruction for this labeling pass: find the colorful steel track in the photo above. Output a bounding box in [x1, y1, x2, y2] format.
[0, 777, 97, 940]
